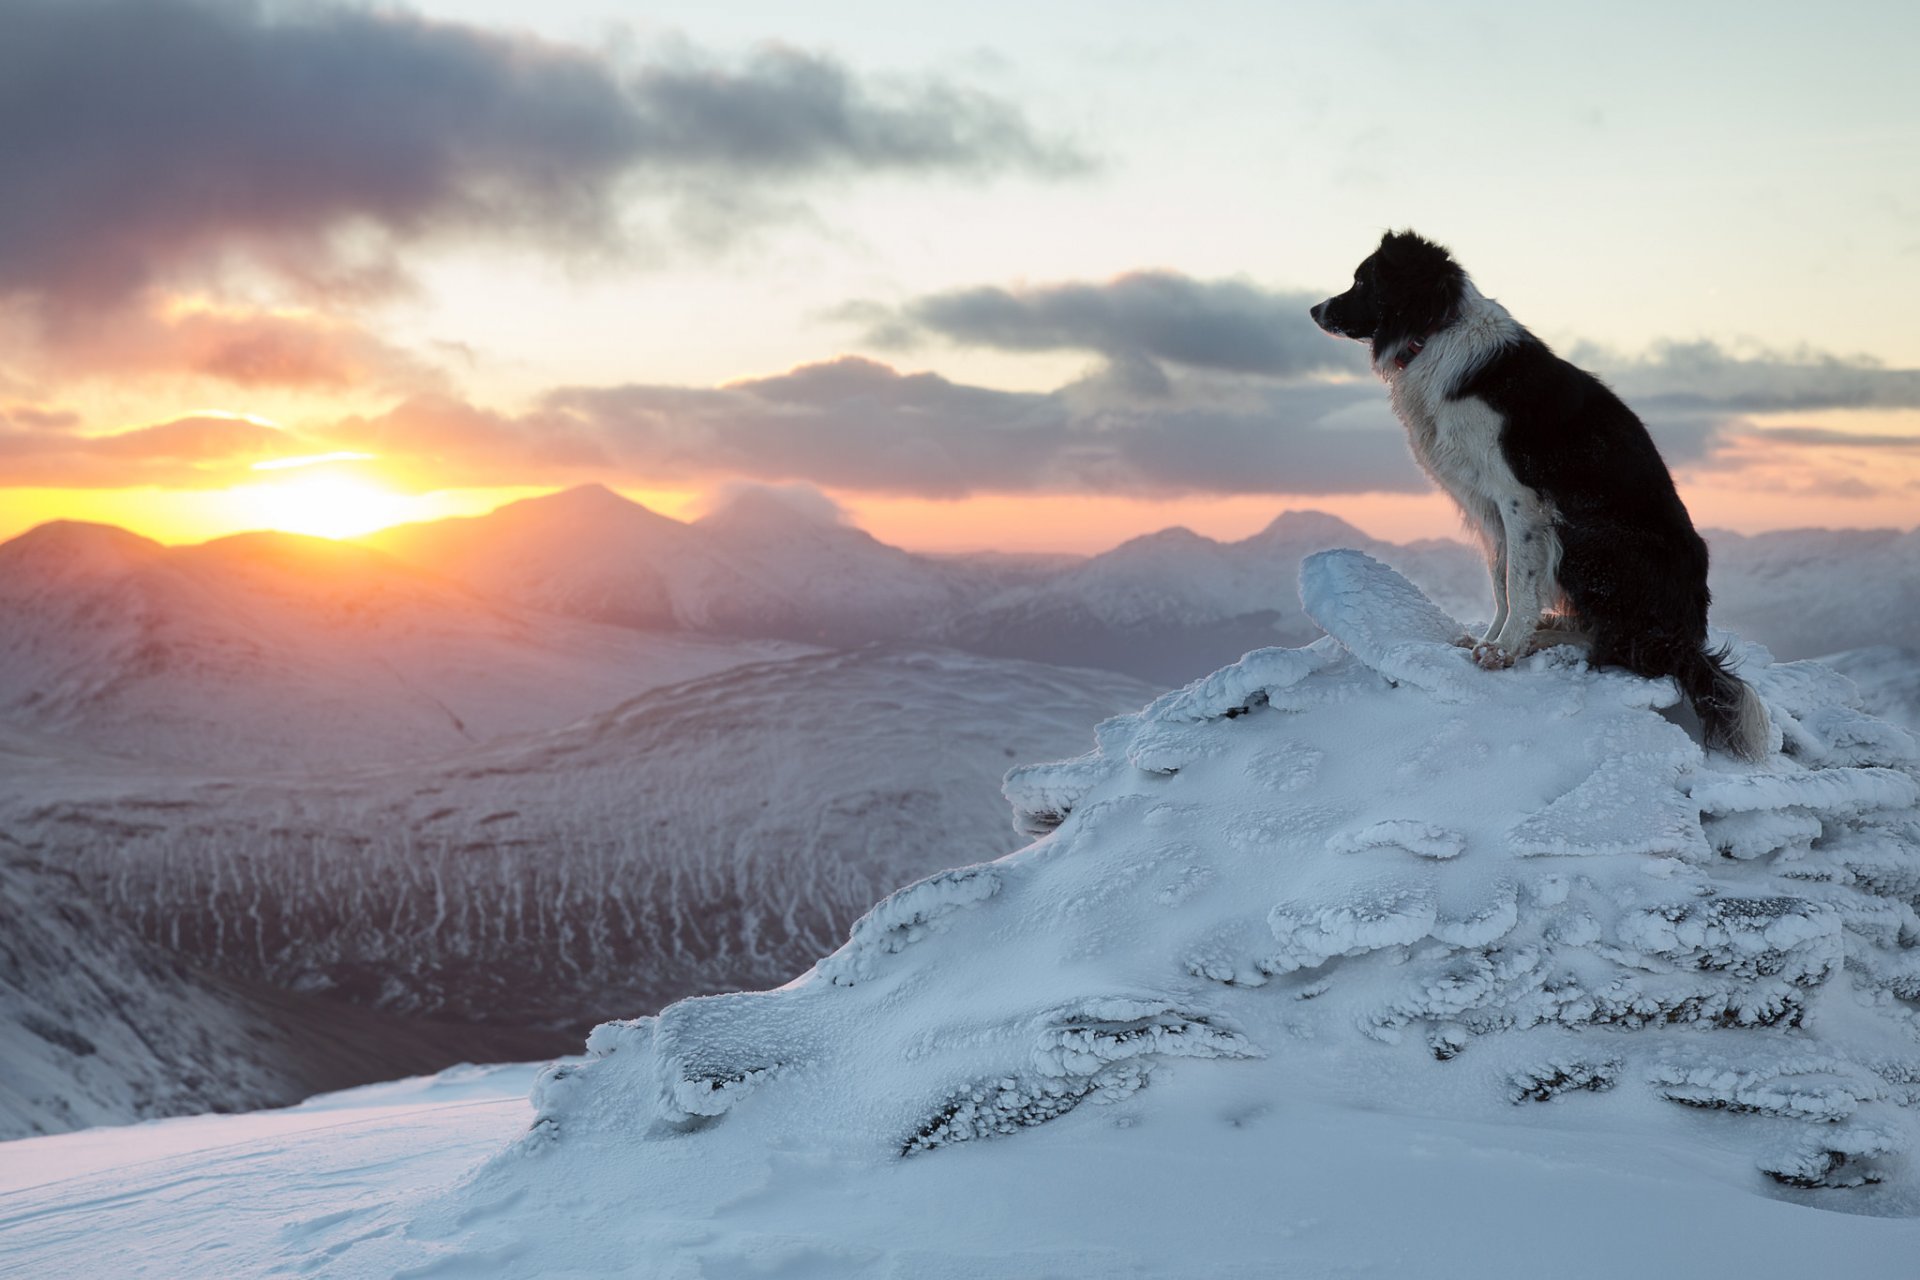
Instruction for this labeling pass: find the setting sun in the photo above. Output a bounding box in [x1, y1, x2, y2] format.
[236, 471, 416, 540]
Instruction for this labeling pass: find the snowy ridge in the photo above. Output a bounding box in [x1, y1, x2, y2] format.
[514, 549, 1920, 1206]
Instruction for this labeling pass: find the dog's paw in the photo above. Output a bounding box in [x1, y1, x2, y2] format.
[1472, 641, 1518, 671]
[1449, 633, 1478, 650]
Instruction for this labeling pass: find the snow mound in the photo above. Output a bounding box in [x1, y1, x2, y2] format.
[518, 549, 1920, 1208]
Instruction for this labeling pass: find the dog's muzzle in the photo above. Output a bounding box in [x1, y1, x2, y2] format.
[1310, 299, 1342, 335]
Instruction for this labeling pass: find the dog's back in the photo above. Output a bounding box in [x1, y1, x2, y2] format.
[1460, 336, 1710, 648]
[1464, 338, 1768, 755]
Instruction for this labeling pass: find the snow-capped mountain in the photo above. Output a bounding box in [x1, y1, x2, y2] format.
[8, 552, 1919, 1276]
[362, 488, 1488, 682]
[359, 482, 693, 629]
[364, 484, 1011, 645]
[4, 648, 1156, 1053]
[0, 519, 803, 769]
[937, 511, 1488, 682]
[361, 488, 1920, 686]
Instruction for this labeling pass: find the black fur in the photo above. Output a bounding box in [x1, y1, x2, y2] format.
[1312, 231, 1769, 760]
[1309, 229, 1463, 359]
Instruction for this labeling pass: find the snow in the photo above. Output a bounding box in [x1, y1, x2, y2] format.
[5, 547, 1920, 1275]
[1821, 646, 1920, 734]
[2, 647, 1153, 1135]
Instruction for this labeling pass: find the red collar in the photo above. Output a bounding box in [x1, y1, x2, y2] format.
[1392, 334, 1429, 371]
[1390, 311, 1459, 371]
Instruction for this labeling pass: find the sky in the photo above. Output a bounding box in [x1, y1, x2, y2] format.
[3, 0, 1918, 553]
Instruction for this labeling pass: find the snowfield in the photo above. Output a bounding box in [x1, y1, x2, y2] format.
[6, 550, 1919, 1277]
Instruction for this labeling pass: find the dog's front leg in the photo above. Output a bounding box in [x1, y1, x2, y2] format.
[1481, 536, 1510, 644]
[1476, 495, 1554, 668]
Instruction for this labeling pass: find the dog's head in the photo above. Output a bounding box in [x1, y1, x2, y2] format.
[1310, 231, 1467, 361]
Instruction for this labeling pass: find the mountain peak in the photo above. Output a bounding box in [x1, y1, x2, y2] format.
[505, 483, 671, 524]
[1248, 509, 1371, 544]
[0, 520, 166, 584]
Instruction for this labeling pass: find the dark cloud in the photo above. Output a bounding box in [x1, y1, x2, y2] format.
[324, 352, 1910, 503]
[310, 356, 1428, 498]
[626, 42, 1077, 177]
[870, 274, 1920, 420]
[0, 0, 1078, 314]
[859, 272, 1365, 380]
[1579, 340, 1920, 413]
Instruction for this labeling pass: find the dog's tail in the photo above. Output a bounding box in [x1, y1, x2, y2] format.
[1673, 643, 1771, 762]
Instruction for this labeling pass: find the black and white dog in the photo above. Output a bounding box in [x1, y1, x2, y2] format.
[1310, 230, 1769, 761]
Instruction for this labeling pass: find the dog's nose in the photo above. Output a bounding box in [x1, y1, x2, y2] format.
[1309, 300, 1324, 324]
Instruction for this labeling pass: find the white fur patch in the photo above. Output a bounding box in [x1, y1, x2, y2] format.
[1378, 286, 1551, 647]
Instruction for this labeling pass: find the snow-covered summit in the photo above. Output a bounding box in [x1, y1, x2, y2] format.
[11, 551, 1920, 1276]
[525, 550, 1920, 1204]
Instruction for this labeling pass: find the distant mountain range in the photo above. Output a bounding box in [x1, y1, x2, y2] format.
[11, 490, 1909, 753]
[363, 484, 1002, 645]
[0, 516, 805, 769]
[363, 485, 1491, 684]
[364, 484, 1920, 681]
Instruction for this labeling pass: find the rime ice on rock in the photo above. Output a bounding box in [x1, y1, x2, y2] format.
[527, 549, 1920, 1204]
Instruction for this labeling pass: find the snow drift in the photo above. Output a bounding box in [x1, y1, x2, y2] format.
[521, 550, 1920, 1206]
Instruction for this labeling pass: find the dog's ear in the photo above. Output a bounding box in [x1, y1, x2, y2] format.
[1375, 230, 1465, 336]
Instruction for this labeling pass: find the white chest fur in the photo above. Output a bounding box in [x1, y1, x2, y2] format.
[1376, 287, 1560, 649]
[1391, 384, 1517, 519]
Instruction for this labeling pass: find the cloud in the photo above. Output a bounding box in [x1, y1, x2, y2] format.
[12, 350, 1919, 503]
[323, 395, 610, 486]
[1, 403, 80, 432]
[1736, 425, 1920, 449]
[699, 480, 850, 526]
[34, 300, 439, 391]
[0, 0, 1079, 315]
[856, 272, 1365, 381]
[869, 274, 1920, 420]
[1579, 340, 1920, 413]
[0, 412, 296, 486]
[307, 356, 1430, 498]
[317, 351, 1913, 504]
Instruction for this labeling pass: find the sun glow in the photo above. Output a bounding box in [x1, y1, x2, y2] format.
[236, 472, 418, 540]
[250, 451, 379, 472]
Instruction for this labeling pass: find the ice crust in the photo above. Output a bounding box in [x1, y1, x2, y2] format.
[528, 549, 1920, 1202]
